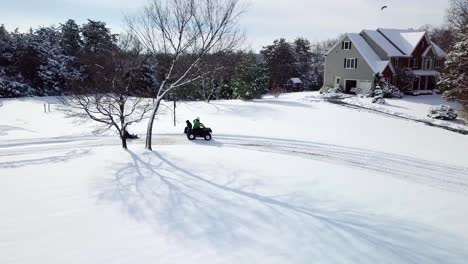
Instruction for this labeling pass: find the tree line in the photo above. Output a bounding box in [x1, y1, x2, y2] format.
[0, 23, 334, 100]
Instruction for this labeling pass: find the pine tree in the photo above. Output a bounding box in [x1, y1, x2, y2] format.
[439, 28, 468, 118]
[232, 55, 269, 100]
[81, 20, 117, 54]
[60, 19, 82, 56]
[261, 39, 297, 89]
[293, 38, 313, 90]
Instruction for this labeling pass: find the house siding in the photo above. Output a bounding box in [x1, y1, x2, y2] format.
[324, 36, 376, 89]
[411, 37, 430, 70]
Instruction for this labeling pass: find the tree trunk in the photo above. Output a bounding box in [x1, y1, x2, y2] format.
[121, 136, 128, 149]
[145, 99, 162, 151]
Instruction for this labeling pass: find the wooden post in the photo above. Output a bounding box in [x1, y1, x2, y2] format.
[48, 103, 51, 113]
[173, 99, 176, 127]
[44, 103, 47, 113]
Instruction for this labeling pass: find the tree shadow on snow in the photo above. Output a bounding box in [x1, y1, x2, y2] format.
[95, 150, 468, 263]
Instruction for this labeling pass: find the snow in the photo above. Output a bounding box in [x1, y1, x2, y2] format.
[342, 93, 468, 132]
[347, 33, 390, 74]
[378, 28, 427, 55]
[289, 77, 302, 84]
[361, 29, 405, 57]
[1, 92, 468, 263]
[413, 70, 441, 76]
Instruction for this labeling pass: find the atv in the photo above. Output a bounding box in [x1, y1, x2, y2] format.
[185, 127, 213, 141]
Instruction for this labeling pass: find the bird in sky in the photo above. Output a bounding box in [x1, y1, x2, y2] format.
[381, 5, 388, 11]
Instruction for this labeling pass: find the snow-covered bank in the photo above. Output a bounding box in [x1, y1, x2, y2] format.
[1, 92, 468, 263]
[340, 94, 468, 132]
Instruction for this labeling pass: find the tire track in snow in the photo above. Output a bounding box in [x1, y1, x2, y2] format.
[215, 135, 468, 195]
[1, 133, 467, 195]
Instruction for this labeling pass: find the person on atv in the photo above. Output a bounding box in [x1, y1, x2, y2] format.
[193, 117, 205, 131]
[184, 120, 192, 134]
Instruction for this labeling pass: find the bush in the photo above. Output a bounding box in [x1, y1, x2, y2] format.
[372, 86, 386, 104]
[427, 105, 458, 120]
[382, 83, 403, 98]
[0, 77, 35, 98]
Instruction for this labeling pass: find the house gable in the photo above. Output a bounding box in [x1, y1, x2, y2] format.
[324, 34, 388, 88]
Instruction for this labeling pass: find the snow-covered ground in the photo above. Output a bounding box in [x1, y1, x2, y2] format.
[1, 92, 468, 263]
[341, 94, 468, 132]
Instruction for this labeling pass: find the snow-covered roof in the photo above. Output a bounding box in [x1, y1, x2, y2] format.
[422, 42, 447, 58]
[289, 78, 303, 84]
[413, 70, 441, 76]
[361, 30, 405, 57]
[377, 28, 427, 55]
[431, 42, 447, 57]
[347, 33, 391, 74]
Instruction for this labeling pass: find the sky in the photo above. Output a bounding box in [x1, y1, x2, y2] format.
[0, 0, 450, 51]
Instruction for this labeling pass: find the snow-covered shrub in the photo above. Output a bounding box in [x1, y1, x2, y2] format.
[0, 77, 35, 98]
[370, 79, 403, 99]
[427, 105, 458, 120]
[372, 86, 386, 104]
[382, 83, 403, 98]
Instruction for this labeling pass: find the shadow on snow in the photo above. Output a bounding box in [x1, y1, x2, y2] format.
[95, 149, 468, 263]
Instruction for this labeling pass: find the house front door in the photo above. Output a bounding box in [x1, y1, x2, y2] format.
[335, 77, 341, 88]
[420, 76, 427, 91]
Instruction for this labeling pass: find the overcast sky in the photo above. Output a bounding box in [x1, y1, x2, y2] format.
[0, 0, 449, 51]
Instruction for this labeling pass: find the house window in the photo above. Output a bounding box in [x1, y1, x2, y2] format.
[344, 58, 358, 69]
[342, 41, 351, 50]
[425, 57, 433, 70]
[412, 58, 418, 69]
[335, 77, 340, 85]
[392, 58, 400, 67]
[435, 58, 442, 68]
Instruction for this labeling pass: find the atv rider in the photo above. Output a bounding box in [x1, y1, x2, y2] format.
[184, 120, 193, 134]
[193, 117, 205, 134]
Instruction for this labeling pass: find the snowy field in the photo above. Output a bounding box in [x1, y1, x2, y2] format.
[1, 92, 468, 263]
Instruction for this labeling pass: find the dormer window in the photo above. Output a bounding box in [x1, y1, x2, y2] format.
[342, 41, 352, 50]
[392, 58, 400, 67]
[412, 58, 418, 69]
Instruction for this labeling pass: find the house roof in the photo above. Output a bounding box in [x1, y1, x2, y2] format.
[347, 33, 391, 74]
[422, 42, 447, 58]
[377, 28, 427, 55]
[361, 29, 405, 57]
[431, 42, 447, 57]
[289, 78, 303, 84]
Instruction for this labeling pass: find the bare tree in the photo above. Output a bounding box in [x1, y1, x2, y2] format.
[447, 0, 468, 34]
[126, 0, 244, 150]
[60, 36, 152, 149]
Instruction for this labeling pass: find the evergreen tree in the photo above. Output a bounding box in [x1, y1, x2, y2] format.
[293, 38, 313, 90]
[261, 39, 296, 89]
[232, 55, 269, 100]
[60, 19, 82, 56]
[81, 20, 117, 54]
[439, 28, 468, 118]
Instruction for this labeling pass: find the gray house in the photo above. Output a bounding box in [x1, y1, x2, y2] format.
[324, 28, 446, 95]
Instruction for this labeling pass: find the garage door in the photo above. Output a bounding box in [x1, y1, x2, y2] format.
[357, 80, 372, 95]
